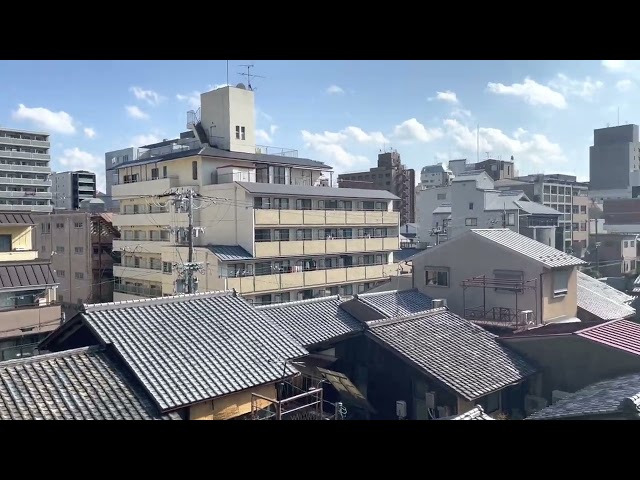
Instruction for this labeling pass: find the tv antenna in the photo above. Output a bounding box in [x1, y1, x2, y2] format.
[238, 64, 265, 91]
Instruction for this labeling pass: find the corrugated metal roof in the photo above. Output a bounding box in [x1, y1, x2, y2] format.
[356, 289, 434, 318]
[0, 213, 34, 225]
[208, 245, 253, 262]
[0, 346, 179, 420]
[576, 319, 640, 355]
[471, 229, 587, 268]
[80, 290, 307, 412]
[366, 308, 536, 401]
[236, 181, 399, 200]
[257, 296, 363, 347]
[0, 262, 57, 289]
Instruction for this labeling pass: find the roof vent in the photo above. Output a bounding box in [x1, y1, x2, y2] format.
[431, 298, 447, 309]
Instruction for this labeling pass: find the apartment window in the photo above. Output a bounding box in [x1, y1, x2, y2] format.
[151, 168, 159, 180]
[552, 269, 570, 297]
[469, 202, 474, 210]
[341, 284, 353, 296]
[425, 268, 449, 287]
[255, 229, 271, 242]
[192, 161, 198, 180]
[274, 229, 290, 241]
[57, 270, 65, 278]
[580, 205, 587, 214]
[235, 126, 240, 139]
[74, 222, 83, 229]
[74, 247, 84, 255]
[0, 235, 11, 252]
[465, 218, 478, 226]
[273, 167, 286, 185]
[273, 292, 291, 303]
[75, 272, 84, 280]
[254, 263, 272, 276]
[241, 126, 246, 140]
[580, 222, 586, 232]
[437, 193, 446, 200]
[506, 213, 516, 226]
[296, 199, 312, 210]
[572, 205, 579, 214]
[624, 240, 629, 248]
[338, 200, 352, 210]
[273, 198, 289, 210]
[162, 262, 173, 274]
[56, 246, 64, 254]
[42, 223, 51, 234]
[296, 229, 312, 241]
[318, 200, 339, 210]
[56, 223, 64, 229]
[254, 197, 271, 209]
[163, 166, 168, 178]
[493, 269, 524, 292]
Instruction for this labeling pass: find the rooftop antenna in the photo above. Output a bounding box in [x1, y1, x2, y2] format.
[238, 64, 265, 91]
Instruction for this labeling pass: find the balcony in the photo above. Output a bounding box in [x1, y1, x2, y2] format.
[254, 209, 399, 227]
[0, 250, 38, 262]
[114, 283, 163, 298]
[113, 265, 163, 283]
[0, 177, 51, 187]
[0, 304, 61, 340]
[254, 237, 400, 258]
[0, 163, 50, 174]
[0, 151, 50, 161]
[112, 176, 181, 198]
[0, 204, 52, 212]
[113, 238, 171, 252]
[112, 211, 189, 228]
[226, 264, 390, 295]
[0, 191, 52, 199]
[0, 137, 50, 148]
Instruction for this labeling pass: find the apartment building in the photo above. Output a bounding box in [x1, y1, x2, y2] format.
[35, 209, 118, 305]
[448, 157, 517, 181]
[419, 163, 453, 188]
[111, 84, 400, 304]
[0, 127, 53, 213]
[52, 170, 97, 210]
[337, 150, 415, 225]
[495, 174, 589, 256]
[0, 212, 60, 361]
[589, 124, 640, 198]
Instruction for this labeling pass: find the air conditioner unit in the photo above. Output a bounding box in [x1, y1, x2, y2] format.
[431, 298, 447, 309]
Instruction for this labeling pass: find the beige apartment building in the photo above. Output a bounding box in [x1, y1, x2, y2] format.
[111, 84, 400, 304]
[0, 212, 60, 360]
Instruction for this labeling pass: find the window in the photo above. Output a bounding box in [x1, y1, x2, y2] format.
[254, 229, 271, 242]
[56, 223, 64, 229]
[493, 269, 524, 292]
[162, 262, 173, 274]
[552, 269, 570, 296]
[254, 197, 271, 209]
[56, 246, 64, 254]
[437, 193, 447, 200]
[425, 268, 449, 287]
[192, 161, 198, 180]
[505, 213, 516, 226]
[0, 235, 11, 252]
[151, 168, 159, 180]
[57, 270, 65, 278]
[481, 391, 501, 414]
[163, 166, 168, 178]
[235, 126, 240, 139]
[296, 199, 312, 210]
[274, 229, 290, 241]
[75, 272, 84, 280]
[296, 229, 312, 241]
[624, 240, 629, 248]
[74, 222, 83, 229]
[273, 198, 289, 210]
[254, 263, 272, 276]
[42, 223, 51, 234]
[465, 218, 478, 226]
[273, 166, 286, 184]
[74, 247, 84, 255]
[241, 126, 246, 140]
[469, 202, 474, 210]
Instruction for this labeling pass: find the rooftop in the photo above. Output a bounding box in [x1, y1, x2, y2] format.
[365, 308, 537, 401]
[236, 181, 399, 200]
[577, 272, 635, 320]
[208, 245, 253, 262]
[353, 289, 435, 318]
[470, 229, 587, 269]
[575, 320, 640, 356]
[526, 373, 640, 420]
[44, 290, 307, 412]
[0, 262, 58, 289]
[0, 346, 179, 420]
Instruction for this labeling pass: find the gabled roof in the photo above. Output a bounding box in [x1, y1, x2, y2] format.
[354, 289, 434, 318]
[208, 245, 253, 262]
[0, 346, 179, 420]
[257, 296, 363, 348]
[365, 308, 536, 401]
[236, 181, 399, 200]
[526, 373, 640, 420]
[448, 405, 494, 420]
[575, 320, 640, 355]
[471, 229, 587, 268]
[47, 291, 308, 413]
[577, 273, 635, 320]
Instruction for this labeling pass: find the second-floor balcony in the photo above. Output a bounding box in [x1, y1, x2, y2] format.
[114, 283, 162, 298]
[112, 175, 181, 198]
[254, 236, 400, 258]
[255, 209, 399, 227]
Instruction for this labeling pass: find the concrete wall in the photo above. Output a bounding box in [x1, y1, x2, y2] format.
[416, 185, 450, 242]
[590, 124, 639, 191]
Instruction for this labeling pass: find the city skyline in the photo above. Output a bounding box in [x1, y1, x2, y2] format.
[0, 59, 637, 192]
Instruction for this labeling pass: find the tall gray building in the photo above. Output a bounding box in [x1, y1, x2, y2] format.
[52, 170, 97, 210]
[589, 124, 640, 192]
[0, 127, 52, 212]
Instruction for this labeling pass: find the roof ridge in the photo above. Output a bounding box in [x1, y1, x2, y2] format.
[358, 289, 411, 299]
[366, 307, 448, 328]
[257, 295, 341, 309]
[0, 345, 103, 368]
[83, 289, 236, 312]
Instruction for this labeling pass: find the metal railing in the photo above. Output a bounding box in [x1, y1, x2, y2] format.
[0, 163, 50, 173]
[255, 145, 299, 157]
[0, 191, 52, 199]
[0, 136, 49, 148]
[464, 307, 531, 329]
[0, 204, 51, 212]
[0, 177, 51, 186]
[114, 284, 162, 297]
[0, 151, 50, 161]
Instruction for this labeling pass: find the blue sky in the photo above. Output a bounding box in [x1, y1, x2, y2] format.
[0, 60, 637, 191]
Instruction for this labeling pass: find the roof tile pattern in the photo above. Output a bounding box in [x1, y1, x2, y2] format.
[576, 320, 640, 355]
[258, 296, 363, 347]
[471, 229, 586, 268]
[527, 373, 640, 420]
[450, 405, 494, 420]
[576, 283, 636, 320]
[81, 291, 307, 412]
[367, 309, 536, 400]
[578, 272, 633, 305]
[0, 347, 178, 420]
[356, 289, 434, 318]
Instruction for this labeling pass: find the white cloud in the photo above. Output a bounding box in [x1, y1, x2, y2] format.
[83, 127, 96, 139]
[391, 118, 443, 143]
[130, 86, 163, 106]
[486, 78, 567, 109]
[450, 108, 471, 119]
[57, 147, 105, 192]
[301, 130, 368, 171]
[341, 126, 388, 144]
[269, 125, 279, 135]
[256, 129, 273, 144]
[443, 118, 566, 167]
[176, 91, 201, 109]
[125, 105, 149, 120]
[429, 90, 459, 104]
[548, 73, 603, 99]
[326, 85, 345, 95]
[602, 60, 631, 72]
[616, 79, 635, 92]
[11, 104, 76, 134]
[131, 133, 161, 146]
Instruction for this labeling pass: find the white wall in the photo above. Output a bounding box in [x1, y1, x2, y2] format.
[416, 186, 450, 241]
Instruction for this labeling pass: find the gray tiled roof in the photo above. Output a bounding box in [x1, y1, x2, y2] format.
[356, 289, 434, 318]
[527, 373, 640, 420]
[366, 308, 536, 400]
[577, 273, 636, 320]
[471, 229, 587, 268]
[257, 296, 363, 347]
[0, 346, 179, 420]
[236, 181, 399, 200]
[208, 245, 253, 262]
[80, 291, 308, 412]
[449, 405, 494, 420]
[0, 262, 58, 289]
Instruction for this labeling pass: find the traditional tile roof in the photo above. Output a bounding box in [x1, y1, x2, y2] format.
[577, 276, 636, 320]
[0, 262, 57, 289]
[74, 291, 308, 412]
[0, 346, 179, 420]
[578, 272, 634, 305]
[449, 405, 494, 420]
[365, 308, 536, 401]
[236, 181, 399, 200]
[355, 289, 434, 318]
[527, 373, 640, 420]
[208, 245, 253, 262]
[575, 320, 640, 356]
[257, 296, 363, 348]
[471, 229, 587, 268]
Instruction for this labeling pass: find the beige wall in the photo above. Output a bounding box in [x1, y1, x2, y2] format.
[0, 304, 61, 339]
[541, 267, 578, 321]
[189, 383, 277, 420]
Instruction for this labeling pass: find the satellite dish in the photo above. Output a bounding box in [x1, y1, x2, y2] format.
[236, 83, 246, 90]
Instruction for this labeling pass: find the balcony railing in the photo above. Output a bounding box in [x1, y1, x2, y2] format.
[115, 262, 162, 271]
[0, 163, 50, 173]
[0, 137, 49, 148]
[0, 204, 52, 212]
[0, 151, 50, 161]
[464, 307, 534, 330]
[255, 209, 399, 226]
[0, 177, 51, 186]
[0, 191, 52, 199]
[114, 284, 162, 297]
